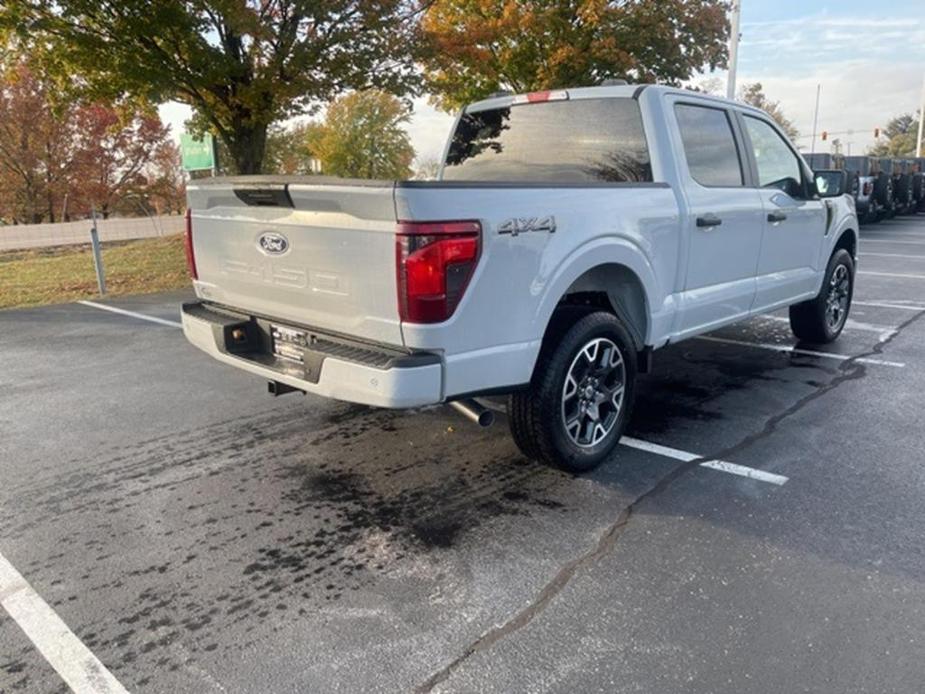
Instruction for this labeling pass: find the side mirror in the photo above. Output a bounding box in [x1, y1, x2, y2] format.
[814, 169, 848, 198]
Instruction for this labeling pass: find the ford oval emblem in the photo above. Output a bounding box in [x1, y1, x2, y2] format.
[257, 231, 289, 255]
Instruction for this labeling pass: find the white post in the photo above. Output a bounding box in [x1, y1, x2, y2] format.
[916, 73, 925, 157]
[726, 1, 742, 100]
[89, 207, 106, 296]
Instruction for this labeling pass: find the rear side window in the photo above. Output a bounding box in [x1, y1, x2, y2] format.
[674, 104, 743, 187]
[443, 98, 652, 183]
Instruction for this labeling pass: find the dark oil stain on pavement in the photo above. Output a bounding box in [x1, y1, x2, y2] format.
[0, 402, 570, 683]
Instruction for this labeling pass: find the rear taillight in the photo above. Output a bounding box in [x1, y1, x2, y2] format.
[184, 208, 198, 280]
[396, 220, 481, 323]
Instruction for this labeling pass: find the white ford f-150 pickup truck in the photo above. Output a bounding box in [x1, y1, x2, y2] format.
[181, 84, 858, 472]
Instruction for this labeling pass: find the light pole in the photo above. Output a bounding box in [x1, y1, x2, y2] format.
[726, 1, 742, 100]
[917, 73, 924, 157]
[809, 84, 821, 156]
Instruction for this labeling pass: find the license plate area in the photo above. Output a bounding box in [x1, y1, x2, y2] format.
[270, 324, 309, 364]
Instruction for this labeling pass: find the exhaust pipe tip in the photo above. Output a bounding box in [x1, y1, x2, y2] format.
[449, 399, 495, 427]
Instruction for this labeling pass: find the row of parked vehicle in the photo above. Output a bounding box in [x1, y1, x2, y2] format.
[805, 153, 925, 224]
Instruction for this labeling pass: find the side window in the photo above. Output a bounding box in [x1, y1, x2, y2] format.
[743, 116, 804, 197]
[674, 104, 744, 187]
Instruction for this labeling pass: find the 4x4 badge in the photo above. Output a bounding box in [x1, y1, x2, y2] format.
[498, 216, 557, 237]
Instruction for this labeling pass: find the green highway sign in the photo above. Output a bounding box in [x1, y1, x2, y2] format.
[180, 132, 215, 171]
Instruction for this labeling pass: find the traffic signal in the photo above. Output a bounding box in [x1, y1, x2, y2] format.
[821, 131, 828, 141]
[874, 128, 880, 138]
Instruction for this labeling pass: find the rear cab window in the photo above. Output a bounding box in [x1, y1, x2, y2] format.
[442, 98, 652, 183]
[674, 103, 744, 188]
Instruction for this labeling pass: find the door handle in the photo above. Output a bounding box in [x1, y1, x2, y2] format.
[696, 214, 722, 228]
[767, 210, 788, 223]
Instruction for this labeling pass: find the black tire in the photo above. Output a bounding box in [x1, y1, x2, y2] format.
[896, 174, 913, 214]
[847, 171, 860, 202]
[874, 172, 892, 208]
[508, 311, 637, 473]
[789, 249, 854, 344]
[508, 385, 540, 461]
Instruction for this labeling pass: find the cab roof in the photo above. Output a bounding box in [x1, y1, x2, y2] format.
[463, 83, 763, 116]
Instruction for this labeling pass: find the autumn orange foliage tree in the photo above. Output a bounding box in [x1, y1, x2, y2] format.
[0, 62, 80, 223]
[0, 62, 179, 224]
[421, 0, 730, 111]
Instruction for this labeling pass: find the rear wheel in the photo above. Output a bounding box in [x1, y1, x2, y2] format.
[789, 249, 854, 344]
[508, 311, 636, 472]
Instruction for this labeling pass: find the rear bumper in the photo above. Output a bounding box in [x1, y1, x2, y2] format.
[181, 301, 443, 408]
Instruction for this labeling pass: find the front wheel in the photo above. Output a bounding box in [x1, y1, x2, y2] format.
[508, 311, 637, 472]
[789, 249, 854, 344]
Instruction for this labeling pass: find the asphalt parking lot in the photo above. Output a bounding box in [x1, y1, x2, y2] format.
[3, 216, 925, 694]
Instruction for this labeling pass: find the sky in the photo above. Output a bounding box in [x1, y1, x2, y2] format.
[159, 0, 925, 165]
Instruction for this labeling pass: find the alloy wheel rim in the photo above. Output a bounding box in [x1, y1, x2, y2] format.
[561, 337, 626, 448]
[825, 264, 850, 332]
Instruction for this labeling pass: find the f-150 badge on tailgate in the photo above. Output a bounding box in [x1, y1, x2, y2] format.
[257, 231, 290, 255]
[498, 216, 557, 237]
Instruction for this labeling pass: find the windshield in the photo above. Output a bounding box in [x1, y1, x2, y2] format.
[443, 98, 652, 183]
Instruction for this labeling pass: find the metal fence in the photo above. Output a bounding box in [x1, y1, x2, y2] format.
[0, 215, 185, 251]
[1, 214, 190, 310]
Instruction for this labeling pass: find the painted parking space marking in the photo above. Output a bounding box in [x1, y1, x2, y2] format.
[860, 252, 925, 260]
[78, 299, 183, 328]
[477, 402, 788, 485]
[858, 270, 925, 280]
[860, 239, 925, 247]
[620, 436, 789, 485]
[853, 300, 925, 312]
[0, 551, 129, 694]
[696, 335, 905, 368]
[759, 314, 896, 340]
[859, 231, 925, 237]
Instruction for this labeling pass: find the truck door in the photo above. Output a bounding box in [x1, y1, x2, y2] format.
[739, 114, 827, 312]
[669, 99, 765, 337]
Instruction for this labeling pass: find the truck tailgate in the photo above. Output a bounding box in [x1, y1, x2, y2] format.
[187, 179, 402, 346]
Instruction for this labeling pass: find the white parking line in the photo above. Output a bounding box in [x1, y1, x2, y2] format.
[860, 231, 925, 237]
[860, 252, 925, 259]
[861, 239, 925, 246]
[477, 401, 788, 485]
[78, 300, 183, 328]
[758, 314, 896, 340]
[853, 300, 925, 312]
[0, 551, 129, 694]
[696, 335, 905, 368]
[620, 436, 789, 485]
[859, 270, 925, 280]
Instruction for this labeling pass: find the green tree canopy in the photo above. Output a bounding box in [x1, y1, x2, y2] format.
[308, 90, 415, 179]
[420, 0, 730, 111]
[264, 123, 323, 175]
[1, 1, 422, 173]
[869, 113, 920, 157]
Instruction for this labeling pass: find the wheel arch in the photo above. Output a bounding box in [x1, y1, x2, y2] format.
[833, 227, 858, 263]
[537, 254, 654, 354]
